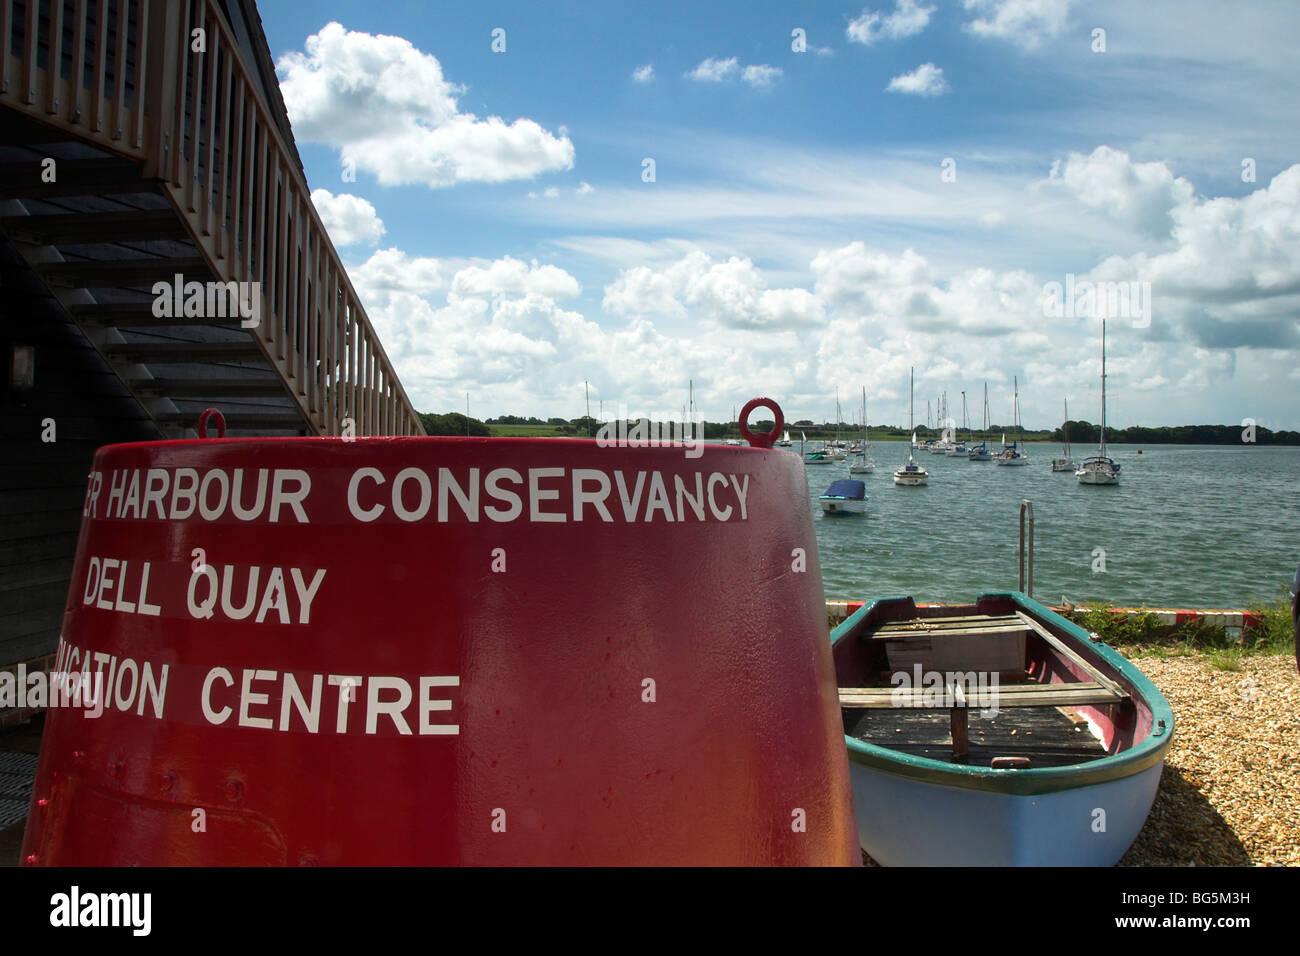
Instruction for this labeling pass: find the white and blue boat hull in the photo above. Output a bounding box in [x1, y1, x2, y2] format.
[847, 757, 1163, 866]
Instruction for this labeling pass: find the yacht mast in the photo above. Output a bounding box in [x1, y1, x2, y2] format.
[1100, 319, 1108, 457]
[1063, 398, 1071, 457]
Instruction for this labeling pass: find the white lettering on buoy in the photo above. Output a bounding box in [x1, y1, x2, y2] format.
[528, 468, 564, 522]
[186, 564, 326, 624]
[238, 669, 277, 729]
[208, 670, 459, 736]
[344, 467, 755, 525]
[484, 469, 523, 521]
[572, 470, 613, 522]
[100, 467, 312, 523]
[83, 556, 162, 616]
[202, 667, 235, 724]
[92, 465, 753, 526]
[51, 639, 455, 737]
[393, 467, 432, 521]
[347, 467, 385, 521]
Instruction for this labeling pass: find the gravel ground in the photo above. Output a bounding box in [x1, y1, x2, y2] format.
[1118, 652, 1299, 866]
[863, 653, 1300, 867]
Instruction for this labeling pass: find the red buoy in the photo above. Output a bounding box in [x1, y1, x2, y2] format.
[22, 416, 858, 865]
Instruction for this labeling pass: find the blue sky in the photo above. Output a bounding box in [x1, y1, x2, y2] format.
[257, 0, 1300, 430]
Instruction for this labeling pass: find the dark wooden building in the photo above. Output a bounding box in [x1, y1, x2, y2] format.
[1, 0, 422, 704]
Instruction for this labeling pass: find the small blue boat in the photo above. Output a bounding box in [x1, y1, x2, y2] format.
[832, 592, 1173, 865]
[819, 478, 867, 515]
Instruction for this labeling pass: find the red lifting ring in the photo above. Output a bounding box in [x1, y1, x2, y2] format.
[197, 407, 227, 439]
[738, 397, 784, 449]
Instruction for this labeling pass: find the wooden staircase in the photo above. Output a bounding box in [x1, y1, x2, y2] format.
[0, 0, 424, 438]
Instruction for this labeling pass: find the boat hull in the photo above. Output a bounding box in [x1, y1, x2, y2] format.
[1077, 469, 1119, 485]
[820, 498, 868, 515]
[893, 473, 927, 486]
[833, 593, 1173, 867]
[847, 759, 1163, 866]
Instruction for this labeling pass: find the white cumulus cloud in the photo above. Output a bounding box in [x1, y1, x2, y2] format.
[963, 0, 1072, 50]
[686, 57, 783, 90]
[277, 22, 573, 188]
[686, 57, 739, 82]
[1047, 145, 1196, 239]
[604, 251, 825, 329]
[310, 189, 385, 246]
[886, 62, 950, 96]
[632, 63, 655, 83]
[742, 64, 784, 89]
[847, 0, 936, 45]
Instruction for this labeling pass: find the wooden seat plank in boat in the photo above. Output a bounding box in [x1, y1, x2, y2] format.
[843, 609, 1131, 757]
[838, 682, 1124, 709]
[870, 615, 1024, 637]
[870, 623, 1028, 639]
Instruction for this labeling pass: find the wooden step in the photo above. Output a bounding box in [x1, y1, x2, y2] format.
[69, 302, 242, 328]
[128, 377, 287, 398]
[2, 210, 187, 244]
[104, 341, 264, 363]
[0, 159, 157, 199]
[154, 412, 307, 430]
[38, 257, 211, 287]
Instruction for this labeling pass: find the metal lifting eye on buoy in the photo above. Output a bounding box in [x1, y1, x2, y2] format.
[197, 407, 227, 439]
[739, 397, 784, 449]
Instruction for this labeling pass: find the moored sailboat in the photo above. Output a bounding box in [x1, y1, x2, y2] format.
[1051, 399, 1076, 472]
[894, 369, 929, 487]
[968, 382, 994, 461]
[947, 391, 970, 457]
[850, 386, 875, 474]
[995, 377, 1030, 466]
[1077, 319, 1121, 485]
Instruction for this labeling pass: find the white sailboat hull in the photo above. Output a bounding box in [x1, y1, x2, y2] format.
[1077, 460, 1120, 485]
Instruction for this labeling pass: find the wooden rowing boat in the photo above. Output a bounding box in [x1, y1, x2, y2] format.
[832, 592, 1174, 865]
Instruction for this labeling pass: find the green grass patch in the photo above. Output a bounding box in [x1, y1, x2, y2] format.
[486, 424, 568, 437]
[1065, 593, 1295, 660]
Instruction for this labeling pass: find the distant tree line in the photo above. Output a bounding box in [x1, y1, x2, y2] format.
[484, 415, 573, 426]
[418, 412, 491, 436]
[418, 412, 1299, 444]
[1050, 421, 1300, 445]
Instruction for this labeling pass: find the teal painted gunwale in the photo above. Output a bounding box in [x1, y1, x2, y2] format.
[832, 591, 1175, 797]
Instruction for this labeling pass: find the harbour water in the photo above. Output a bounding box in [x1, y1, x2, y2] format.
[802, 441, 1300, 609]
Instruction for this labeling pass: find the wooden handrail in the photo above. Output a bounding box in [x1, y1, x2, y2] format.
[0, 0, 425, 436]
